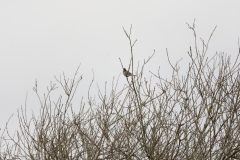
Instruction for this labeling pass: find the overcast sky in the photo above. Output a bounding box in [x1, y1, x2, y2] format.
[1, 1, 240, 132]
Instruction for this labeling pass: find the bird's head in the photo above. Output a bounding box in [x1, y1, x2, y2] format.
[123, 68, 126, 71]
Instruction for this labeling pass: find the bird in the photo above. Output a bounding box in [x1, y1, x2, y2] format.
[123, 68, 136, 77]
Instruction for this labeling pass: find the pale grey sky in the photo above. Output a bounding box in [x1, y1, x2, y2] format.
[1, 1, 240, 132]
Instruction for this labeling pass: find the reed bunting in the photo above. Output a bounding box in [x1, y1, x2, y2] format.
[123, 68, 136, 77]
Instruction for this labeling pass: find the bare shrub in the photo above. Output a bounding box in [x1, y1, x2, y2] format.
[1, 21, 240, 160]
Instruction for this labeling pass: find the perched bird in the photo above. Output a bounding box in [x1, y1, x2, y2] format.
[123, 68, 136, 77]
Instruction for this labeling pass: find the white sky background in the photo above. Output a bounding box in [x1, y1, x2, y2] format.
[1, 1, 240, 133]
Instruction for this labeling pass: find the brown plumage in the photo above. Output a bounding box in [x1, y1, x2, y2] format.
[123, 68, 136, 77]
